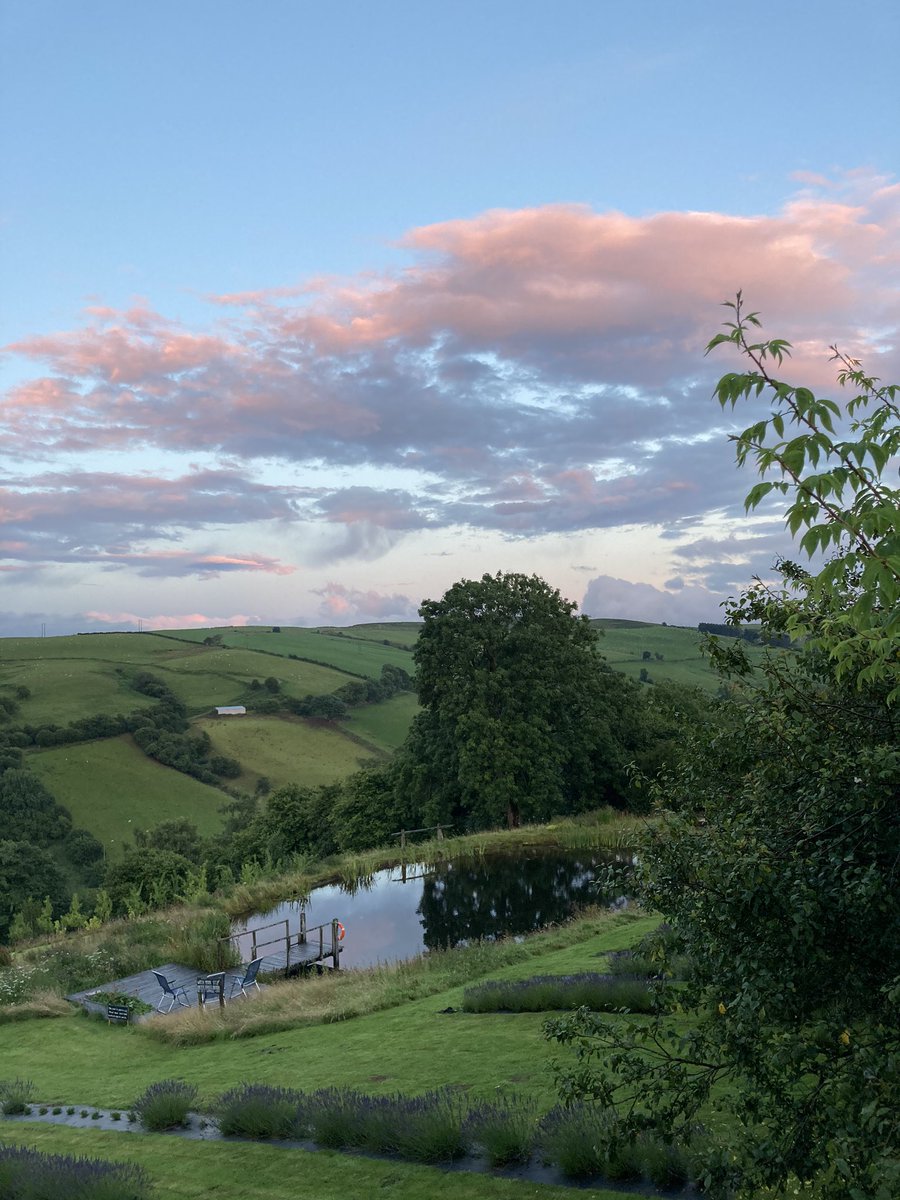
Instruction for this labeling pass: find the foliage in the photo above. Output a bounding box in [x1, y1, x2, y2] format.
[0, 842, 68, 942]
[0, 771, 72, 845]
[132, 1078, 197, 1130]
[399, 571, 647, 829]
[546, 300, 900, 1200]
[103, 847, 194, 915]
[88, 991, 153, 1016]
[463, 973, 656, 1014]
[463, 1094, 539, 1166]
[708, 292, 899, 699]
[0, 1077, 34, 1114]
[0, 1144, 152, 1200]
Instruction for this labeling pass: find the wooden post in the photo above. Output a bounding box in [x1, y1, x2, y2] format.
[284, 919, 290, 974]
[400, 829, 406, 849]
[318, 923, 324, 964]
[331, 918, 341, 971]
[251, 928, 258, 962]
[299, 912, 307, 944]
[437, 824, 444, 840]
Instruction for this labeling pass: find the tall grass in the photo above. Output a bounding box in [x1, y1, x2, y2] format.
[165, 910, 240, 973]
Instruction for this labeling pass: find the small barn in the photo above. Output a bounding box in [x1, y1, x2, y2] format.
[214, 705, 246, 717]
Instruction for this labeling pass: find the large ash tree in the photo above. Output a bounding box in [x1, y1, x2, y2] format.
[398, 571, 643, 829]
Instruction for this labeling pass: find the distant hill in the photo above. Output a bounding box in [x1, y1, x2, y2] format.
[0, 617, 750, 856]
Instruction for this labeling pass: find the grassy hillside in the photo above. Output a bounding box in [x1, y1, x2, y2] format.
[0, 633, 356, 724]
[27, 736, 229, 858]
[345, 692, 421, 753]
[592, 620, 764, 691]
[164, 625, 416, 679]
[193, 714, 381, 794]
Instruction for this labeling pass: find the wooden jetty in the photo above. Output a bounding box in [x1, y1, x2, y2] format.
[221, 914, 344, 977]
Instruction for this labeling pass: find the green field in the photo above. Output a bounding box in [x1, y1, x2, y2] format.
[164, 625, 416, 679]
[345, 691, 420, 753]
[27, 736, 229, 857]
[592, 620, 765, 691]
[194, 714, 379, 793]
[0, 633, 357, 724]
[319, 620, 423, 649]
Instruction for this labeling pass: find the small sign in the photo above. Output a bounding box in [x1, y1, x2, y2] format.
[106, 1003, 130, 1024]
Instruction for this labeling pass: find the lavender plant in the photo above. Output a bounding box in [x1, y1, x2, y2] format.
[133, 1079, 197, 1131]
[217, 1083, 303, 1139]
[0, 1144, 152, 1199]
[464, 1094, 538, 1166]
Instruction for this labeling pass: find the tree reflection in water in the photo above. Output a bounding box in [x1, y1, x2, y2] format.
[416, 852, 631, 949]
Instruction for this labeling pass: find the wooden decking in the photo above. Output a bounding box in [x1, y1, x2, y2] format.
[66, 917, 344, 1015]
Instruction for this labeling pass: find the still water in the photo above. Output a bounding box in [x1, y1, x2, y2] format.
[233, 850, 632, 970]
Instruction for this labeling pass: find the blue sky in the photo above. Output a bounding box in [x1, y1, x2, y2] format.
[1, 1, 897, 634]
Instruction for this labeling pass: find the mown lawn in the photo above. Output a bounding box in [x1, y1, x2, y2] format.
[26, 735, 228, 857]
[0, 1126, 634, 1200]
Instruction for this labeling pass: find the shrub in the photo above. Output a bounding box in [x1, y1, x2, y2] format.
[539, 1103, 618, 1179]
[133, 1079, 197, 1131]
[462, 973, 655, 1014]
[0, 1144, 152, 1199]
[216, 1084, 303, 1139]
[464, 1094, 538, 1166]
[637, 1135, 690, 1189]
[0, 1077, 34, 1114]
[388, 1089, 469, 1163]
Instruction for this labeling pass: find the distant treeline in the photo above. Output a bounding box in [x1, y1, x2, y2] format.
[698, 623, 792, 649]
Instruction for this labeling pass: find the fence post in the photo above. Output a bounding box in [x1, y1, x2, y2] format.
[217, 973, 225, 1010]
[251, 928, 257, 962]
[332, 918, 341, 971]
[400, 829, 406, 849]
[318, 923, 324, 963]
[299, 911, 307, 944]
[437, 824, 444, 840]
[284, 919, 290, 974]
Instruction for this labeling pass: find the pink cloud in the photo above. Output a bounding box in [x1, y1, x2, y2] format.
[315, 582, 418, 621]
[84, 611, 257, 630]
[2, 171, 897, 556]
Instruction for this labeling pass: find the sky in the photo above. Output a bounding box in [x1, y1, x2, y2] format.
[1, 0, 898, 637]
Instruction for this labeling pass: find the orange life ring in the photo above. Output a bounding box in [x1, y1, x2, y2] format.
[336, 922, 346, 941]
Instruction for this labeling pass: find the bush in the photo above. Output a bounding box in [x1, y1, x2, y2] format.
[464, 1094, 537, 1165]
[0, 1077, 34, 1114]
[133, 1079, 197, 1130]
[539, 1103, 615, 1179]
[0, 1145, 152, 1199]
[216, 1084, 303, 1139]
[462, 973, 655, 1014]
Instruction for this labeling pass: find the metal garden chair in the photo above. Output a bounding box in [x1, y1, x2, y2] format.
[229, 957, 264, 999]
[152, 970, 190, 1013]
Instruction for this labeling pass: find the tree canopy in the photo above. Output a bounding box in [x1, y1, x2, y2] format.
[398, 571, 644, 829]
[546, 300, 900, 1199]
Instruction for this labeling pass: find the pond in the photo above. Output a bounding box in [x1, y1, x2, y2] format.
[233, 849, 633, 970]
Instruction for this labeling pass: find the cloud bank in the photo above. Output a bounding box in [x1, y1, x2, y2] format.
[2, 172, 897, 622]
